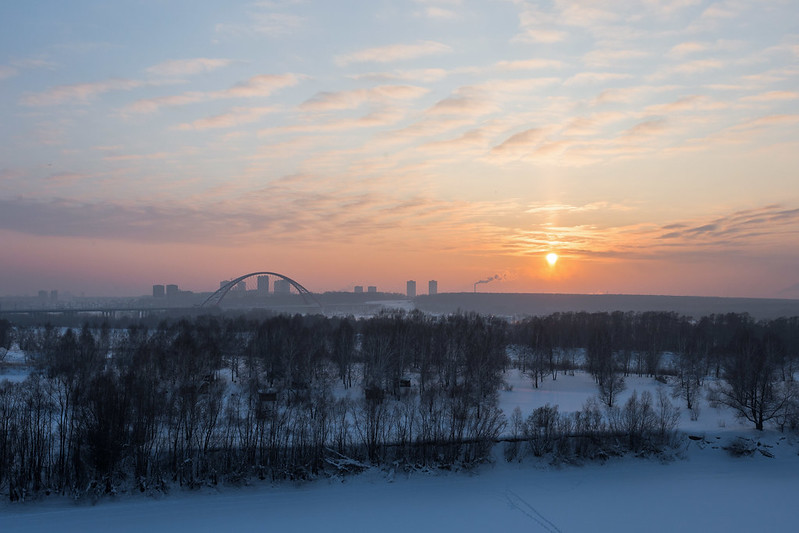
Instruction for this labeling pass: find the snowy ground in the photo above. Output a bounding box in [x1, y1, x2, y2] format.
[0, 345, 28, 383]
[498, 368, 753, 435]
[3, 434, 797, 532]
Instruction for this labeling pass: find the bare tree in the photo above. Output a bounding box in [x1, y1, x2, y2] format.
[712, 325, 796, 430]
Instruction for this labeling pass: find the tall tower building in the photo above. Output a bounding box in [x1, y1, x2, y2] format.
[166, 284, 179, 298]
[274, 279, 291, 294]
[428, 280, 438, 295]
[257, 275, 270, 294]
[153, 284, 165, 298]
[367, 286, 377, 293]
[406, 280, 416, 298]
[354, 286, 364, 293]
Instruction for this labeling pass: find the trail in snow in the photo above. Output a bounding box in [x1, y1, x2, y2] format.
[504, 488, 562, 533]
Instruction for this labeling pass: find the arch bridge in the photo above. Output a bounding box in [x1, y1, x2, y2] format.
[200, 272, 321, 309]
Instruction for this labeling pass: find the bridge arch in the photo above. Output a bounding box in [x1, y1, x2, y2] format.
[200, 272, 321, 309]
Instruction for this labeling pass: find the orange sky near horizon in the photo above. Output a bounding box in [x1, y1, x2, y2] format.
[0, 1, 798, 299]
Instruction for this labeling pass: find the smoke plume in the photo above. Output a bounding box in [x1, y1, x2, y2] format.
[473, 274, 503, 292]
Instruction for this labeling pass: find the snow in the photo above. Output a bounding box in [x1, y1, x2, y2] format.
[0, 344, 29, 383]
[3, 437, 798, 532]
[498, 368, 753, 435]
[2, 345, 797, 531]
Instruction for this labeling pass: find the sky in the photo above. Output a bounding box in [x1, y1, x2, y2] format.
[1, 0, 798, 298]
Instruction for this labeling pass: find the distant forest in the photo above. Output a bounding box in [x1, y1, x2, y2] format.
[0, 310, 797, 501]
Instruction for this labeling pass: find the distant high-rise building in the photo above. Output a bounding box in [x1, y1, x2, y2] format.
[234, 281, 246, 292]
[274, 279, 291, 294]
[257, 275, 270, 294]
[367, 286, 377, 293]
[153, 284, 165, 298]
[166, 284, 179, 298]
[428, 280, 438, 295]
[354, 286, 364, 293]
[220, 280, 230, 289]
[406, 280, 416, 298]
[50, 290, 58, 302]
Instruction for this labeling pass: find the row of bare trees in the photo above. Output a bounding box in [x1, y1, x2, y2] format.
[1, 310, 798, 501]
[0, 312, 509, 500]
[511, 312, 799, 430]
[505, 388, 681, 462]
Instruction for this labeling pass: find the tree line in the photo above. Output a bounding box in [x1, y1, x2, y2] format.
[0, 312, 508, 500]
[0, 310, 797, 501]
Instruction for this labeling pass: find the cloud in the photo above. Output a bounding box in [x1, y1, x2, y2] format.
[103, 152, 172, 162]
[741, 90, 799, 103]
[216, 12, 305, 38]
[524, 201, 631, 215]
[469, 77, 560, 94]
[622, 119, 667, 139]
[20, 78, 144, 106]
[583, 49, 648, 67]
[656, 205, 799, 246]
[417, 7, 458, 19]
[335, 41, 451, 66]
[564, 72, 633, 86]
[124, 73, 301, 114]
[652, 59, 724, 79]
[560, 112, 628, 136]
[299, 85, 428, 111]
[10, 56, 58, 70]
[426, 95, 499, 117]
[737, 65, 799, 87]
[513, 29, 568, 44]
[644, 95, 728, 114]
[350, 68, 453, 83]
[0, 181, 513, 250]
[260, 107, 408, 135]
[177, 106, 275, 131]
[124, 92, 207, 114]
[101, 147, 202, 162]
[557, 3, 619, 28]
[643, 0, 702, 15]
[146, 58, 236, 77]
[46, 171, 94, 183]
[668, 41, 708, 57]
[381, 116, 475, 144]
[495, 59, 565, 71]
[593, 85, 678, 105]
[667, 39, 742, 58]
[491, 128, 546, 155]
[499, 203, 799, 266]
[418, 128, 489, 154]
[250, 12, 305, 35]
[0, 65, 18, 80]
[700, 2, 740, 20]
[225, 73, 302, 98]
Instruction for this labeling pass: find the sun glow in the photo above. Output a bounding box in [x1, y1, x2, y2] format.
[546, 253, 559, 266]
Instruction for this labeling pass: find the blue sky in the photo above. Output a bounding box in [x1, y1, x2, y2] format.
[1, 0, 798, 297]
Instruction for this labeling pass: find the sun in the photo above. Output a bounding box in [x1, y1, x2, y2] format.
[546, 252, 559, 266]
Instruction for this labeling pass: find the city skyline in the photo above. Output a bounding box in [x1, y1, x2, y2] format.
[1, 1, 798, 298]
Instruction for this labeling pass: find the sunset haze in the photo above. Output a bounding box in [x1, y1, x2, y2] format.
[1, 0, 797, 298]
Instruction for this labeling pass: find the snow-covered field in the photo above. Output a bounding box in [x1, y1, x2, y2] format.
[3, 362, 798, 532]
[0, 345, 28, 383]
[2, 434, 797, 532]
[498, 368, 753, 435]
